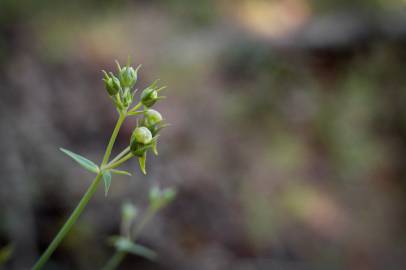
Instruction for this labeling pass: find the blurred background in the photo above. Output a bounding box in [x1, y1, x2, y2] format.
[1, 0, 406, 269]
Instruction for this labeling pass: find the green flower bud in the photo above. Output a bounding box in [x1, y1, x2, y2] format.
[149, 186, 161, 202]
[130, 127, 154, 157]
[140, 88, 158, 107]
[119, 66, 139, 88]
[122, 202, 137, 224]
[144, 109, 163, 127]
[104, 77, 117, 96]
[149, 186, 177, 209]
[102, 71, 121, 96]
[131, 127, 152, 145]
[111, 76, 121, 93]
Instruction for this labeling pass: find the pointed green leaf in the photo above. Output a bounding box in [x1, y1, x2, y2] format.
[152, 141, 158, 156]
[115, 60, 122, 72]
[102, 170, 112, 196]
[156, 85, 167, 93]
[115, 238, 157, 261]
[60, 148, 99, 173]
[126, 243, 157, 261]
[111, 169, 132, 176]
[138, 152, 147, 175]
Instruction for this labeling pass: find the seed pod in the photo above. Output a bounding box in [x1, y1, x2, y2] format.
[144, 109, 163, 127]
[140, 87, 158, 107]
[131, 127, 152, 145]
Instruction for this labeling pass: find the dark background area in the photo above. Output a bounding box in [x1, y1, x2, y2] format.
[1, 0, 406, 269]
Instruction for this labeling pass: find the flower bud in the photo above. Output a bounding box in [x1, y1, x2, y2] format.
[149, 186, 161, 202]
[119, 66, 138, 88]
[131, 127, 152, 145]
[104, 77, 117, 96]
[149, 186, 177, 210]
[130, 127, 153, 157]
[122, 202, 137, 224]
[102, 71, 121, 96]
[140, 87, 158, 107]
[112, 77, 121, 92]
[144, 109, 163, 127]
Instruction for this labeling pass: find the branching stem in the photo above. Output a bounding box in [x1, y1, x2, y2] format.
[102, 207, 157, 270]
[33, 111, 127, 270]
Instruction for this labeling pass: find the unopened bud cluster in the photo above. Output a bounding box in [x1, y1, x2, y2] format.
[102, 59, 168, 174]
[149, 186, 176, 210]
[103, 61, 141, 110]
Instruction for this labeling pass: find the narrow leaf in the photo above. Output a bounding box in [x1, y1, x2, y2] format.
[152, 141, 158, 156]
[115, 238, 157, 261]
[60, 148, 99, 173]
[156, 86, 167, 93]
[138, 152, 147, 175]
[126, 243, 157, 261]
[102, 170, 112, 196]
[111, 169, 132, 176]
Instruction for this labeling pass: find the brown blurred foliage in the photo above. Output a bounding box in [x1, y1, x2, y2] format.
[1, 0, 406, 269]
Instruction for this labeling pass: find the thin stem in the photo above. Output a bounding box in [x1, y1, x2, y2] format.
[32, 173, 103, 270]
[132, 208, 156, 238]
[104, 146, 130, 169]
[102, 250, 126, 270]
[33, 112, 128, 269]
[128, 102, 142, 114]
[102, 207, 157, 270]
[104, 153, 134, 170]
[102, 112, 126, 166]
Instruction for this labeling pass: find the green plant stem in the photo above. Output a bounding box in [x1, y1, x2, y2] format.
[132, 208, 156, 237]
[102, 208, 156, 270]
[105, 146, 130, 168]
[32, 173, 103, 270]
[105, 153, 134, 170]
[128, 102, 142, 114]
[33, 112, 127, 270]
[102, 112, 126, 166]
[102, 250, 126, 270]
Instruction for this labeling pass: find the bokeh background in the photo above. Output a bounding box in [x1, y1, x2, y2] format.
[1, 0, 406, 269]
